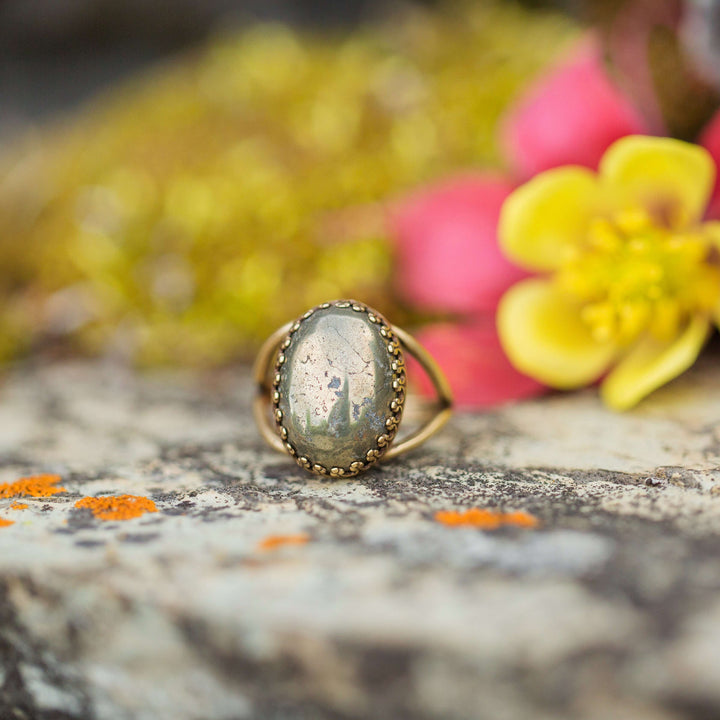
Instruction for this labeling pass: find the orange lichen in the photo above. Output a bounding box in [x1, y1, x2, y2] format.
[10, 502, 28, 510]
[0, 474, 66, 499]
[0, 518, 14, 527]
[257, 534, 310, 551]
[434, 507, 539, 530]
[75, 495, 157, 521]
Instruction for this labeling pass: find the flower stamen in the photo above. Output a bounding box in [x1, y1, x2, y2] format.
[558, 209, 720, 345]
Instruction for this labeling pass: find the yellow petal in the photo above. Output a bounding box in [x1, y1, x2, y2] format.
[600, 136, 714, 227]
[497, 278, 616, 388]
[600, 314, 710, 411]
[703, 220, 720, 253]
[499, 167, 598, 272]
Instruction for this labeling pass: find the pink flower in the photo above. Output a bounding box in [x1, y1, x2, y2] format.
[501, 40, 648, 179]
[389, 174, 543, 408]
[699, 111, 720, 219]
[390, 34, 720, 409]
[411, 322, 545, 409]
[391, 175, 526, 315]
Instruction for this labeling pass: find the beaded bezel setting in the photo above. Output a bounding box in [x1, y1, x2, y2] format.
[271, 300, 406, 478]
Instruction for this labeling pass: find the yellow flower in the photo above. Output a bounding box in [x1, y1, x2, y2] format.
[497, 136, 720, 410]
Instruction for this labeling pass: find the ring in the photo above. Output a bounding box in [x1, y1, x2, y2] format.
[253, 299, 453, 477]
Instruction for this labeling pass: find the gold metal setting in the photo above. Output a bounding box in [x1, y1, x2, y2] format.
[253, 300, 453, 477]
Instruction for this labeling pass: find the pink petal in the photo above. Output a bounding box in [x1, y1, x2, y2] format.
[408, 321, 546, 410]
[700, 109, 720, 219]
[501, 38, 649, 180]
[389, 174, 528, 315]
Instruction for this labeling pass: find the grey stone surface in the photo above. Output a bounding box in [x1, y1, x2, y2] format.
[1, 356, 720, 719]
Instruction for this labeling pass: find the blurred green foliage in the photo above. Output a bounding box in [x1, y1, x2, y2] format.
[0, 2, 576, 366]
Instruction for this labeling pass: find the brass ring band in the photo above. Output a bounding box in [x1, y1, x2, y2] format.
[253, 300, 453, 477]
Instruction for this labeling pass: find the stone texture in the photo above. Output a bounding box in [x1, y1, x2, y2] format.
[1, 355, 720, 719]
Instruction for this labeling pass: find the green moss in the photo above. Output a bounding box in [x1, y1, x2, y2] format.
[0, 2, 577, 366]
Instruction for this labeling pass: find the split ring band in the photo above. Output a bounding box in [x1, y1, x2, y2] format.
[253, 300, 453, 477]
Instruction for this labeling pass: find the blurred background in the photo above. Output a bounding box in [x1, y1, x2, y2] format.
[0, 0, 719, 370]
[0, 0, 420, 130]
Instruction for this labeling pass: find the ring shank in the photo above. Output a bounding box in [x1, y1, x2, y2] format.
[252, 322, 292, 455]
[253, 320, 453, 464]
[383, 324, 453, 459]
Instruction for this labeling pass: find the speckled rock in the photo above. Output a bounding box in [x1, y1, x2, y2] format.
[2, 355, 720, 719]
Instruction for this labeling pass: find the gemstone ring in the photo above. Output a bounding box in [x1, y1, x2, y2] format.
[253, 300, 453, 477]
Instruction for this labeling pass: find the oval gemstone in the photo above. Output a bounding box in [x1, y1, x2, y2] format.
[277, 305, 397, 470]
